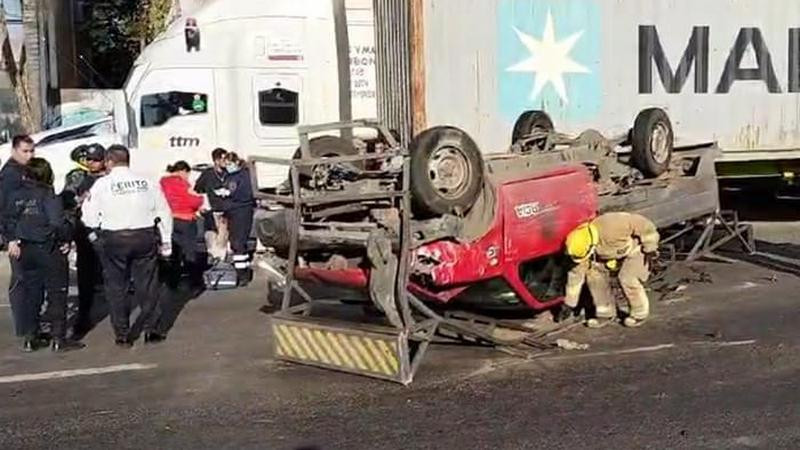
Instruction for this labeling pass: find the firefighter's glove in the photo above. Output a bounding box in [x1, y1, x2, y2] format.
[555, 304, 576, 323]
[644, 251, 659, 271]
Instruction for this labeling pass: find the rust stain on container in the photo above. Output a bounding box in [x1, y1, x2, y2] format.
[735, 125, 762, 150]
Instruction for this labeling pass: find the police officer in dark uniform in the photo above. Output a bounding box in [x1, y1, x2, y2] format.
[62, 144, 107, 337]
[0, 135, 35, 342]
[220, 152, 255, 286]
[63, 144, 107, 205]
[3, 158, 85, 352]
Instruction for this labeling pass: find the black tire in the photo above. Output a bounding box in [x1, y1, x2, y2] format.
[410, 126, 484, 217]
[293, 135, 361, 178]
[512, 110, 554, 148]
[631, 108, 673, 177]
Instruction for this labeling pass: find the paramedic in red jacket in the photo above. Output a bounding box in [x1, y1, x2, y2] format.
[160, 161, 205, 285]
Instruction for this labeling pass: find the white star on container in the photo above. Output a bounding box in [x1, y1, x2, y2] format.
[507, 10, 590, 104]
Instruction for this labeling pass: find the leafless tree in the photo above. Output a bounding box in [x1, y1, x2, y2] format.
[0, 5, 36, 132]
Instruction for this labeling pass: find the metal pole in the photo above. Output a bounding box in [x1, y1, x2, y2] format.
[35, 0, 53, 128]
[332, 0, 353, 141]
[282, 163, 303, 310]
[395, 153, 414, 330]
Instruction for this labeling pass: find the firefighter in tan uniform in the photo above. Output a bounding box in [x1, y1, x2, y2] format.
[555, 212, 660, 328]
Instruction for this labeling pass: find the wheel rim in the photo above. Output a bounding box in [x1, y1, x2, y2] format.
[650, 123, 671, 164]
[528, 125, 550, 151]
[427, 145, 472, 200]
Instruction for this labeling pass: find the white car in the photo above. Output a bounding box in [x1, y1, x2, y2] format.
[0, 117, 122, 193]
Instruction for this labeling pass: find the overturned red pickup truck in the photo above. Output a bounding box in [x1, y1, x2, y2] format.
[254, 109, 718, 315]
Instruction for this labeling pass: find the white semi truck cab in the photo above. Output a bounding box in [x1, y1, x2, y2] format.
[3, 0, 377, 192]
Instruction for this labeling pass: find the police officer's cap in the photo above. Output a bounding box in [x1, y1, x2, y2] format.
[85, 144, 106, 161]
[70, 145, 89, 163]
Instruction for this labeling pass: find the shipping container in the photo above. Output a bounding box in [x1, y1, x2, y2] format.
[375, 0, 800, 182]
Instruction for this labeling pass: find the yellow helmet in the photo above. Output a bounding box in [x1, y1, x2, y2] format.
[565, 222, 599, 262]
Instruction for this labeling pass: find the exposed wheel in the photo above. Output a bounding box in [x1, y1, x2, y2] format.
[631, 108, 673, 177]
[411, 126, 484, 217]
[512, 110, 554, 151]
[293, 135, 361, 178]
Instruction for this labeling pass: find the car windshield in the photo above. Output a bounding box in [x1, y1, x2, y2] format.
[35, 121, 112, 147]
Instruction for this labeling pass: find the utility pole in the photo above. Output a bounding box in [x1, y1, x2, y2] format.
[332, 0, 352, 140]
[409, 0, 426, 136]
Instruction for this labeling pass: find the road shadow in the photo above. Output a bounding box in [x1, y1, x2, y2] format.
[718, 240, 800, 278]
[130, 261, 207, 340]
[68, 289, 110, 340]
[65, 263, 207, 342]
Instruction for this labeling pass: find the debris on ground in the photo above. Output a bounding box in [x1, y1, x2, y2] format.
[556, 339, 589, 351]
[491, 327, 530, 342]
[767, 274, 779, 283]
[652, 263, 714, 302]
[662, 296, 689, 305]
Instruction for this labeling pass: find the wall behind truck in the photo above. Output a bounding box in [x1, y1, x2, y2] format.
[376, 0, 800, 161]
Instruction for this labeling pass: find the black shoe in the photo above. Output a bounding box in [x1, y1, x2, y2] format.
[115, 338, 134, 349]
[52, 339, 86, 353]
[21, 339, 37, 353]
[144, 332, 166, 345]
[21, 336, 48, 352]
[554, 304, 577, 323]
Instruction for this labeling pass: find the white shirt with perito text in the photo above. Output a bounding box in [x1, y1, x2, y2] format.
[82, 166, 173, 241]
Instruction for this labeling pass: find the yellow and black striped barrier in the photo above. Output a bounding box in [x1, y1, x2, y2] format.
[270, 315, 413, 384]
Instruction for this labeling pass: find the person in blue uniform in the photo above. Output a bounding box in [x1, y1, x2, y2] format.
[0, 135, 35, 342]
[220, 152, 255, 286]
[3, 158, 85, 352]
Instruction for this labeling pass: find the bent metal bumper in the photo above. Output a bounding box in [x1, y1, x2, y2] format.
[271, 314, 416, 384]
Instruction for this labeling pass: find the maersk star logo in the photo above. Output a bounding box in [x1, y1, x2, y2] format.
[506, 11, 590, 104]
[497, 0, 602, 122]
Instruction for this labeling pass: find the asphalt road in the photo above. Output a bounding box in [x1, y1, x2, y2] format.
[2, 196, 800, 449]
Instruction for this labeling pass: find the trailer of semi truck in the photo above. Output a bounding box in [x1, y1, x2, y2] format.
[5, 0, 800, 197]
[374, 0, 800, 191]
